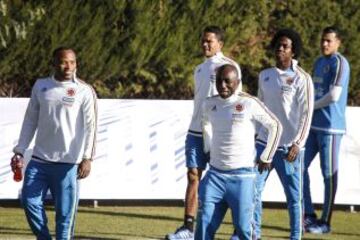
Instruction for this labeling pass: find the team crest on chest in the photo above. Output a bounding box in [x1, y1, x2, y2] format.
[323, 65, 330, 73]
[286, 77, 294, 85]
[232, 104, 245, 123]
[235, 104, 243, 112]
[62, 87, 76, 106]
[66, 88, 76, 97]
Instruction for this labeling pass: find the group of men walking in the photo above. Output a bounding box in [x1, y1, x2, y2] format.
[10, 24, 349, 240]
[166, 25, 350, 240]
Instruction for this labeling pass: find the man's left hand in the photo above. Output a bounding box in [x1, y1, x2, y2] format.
[286, 144, 300, 162]
[78, 159, 92, 179]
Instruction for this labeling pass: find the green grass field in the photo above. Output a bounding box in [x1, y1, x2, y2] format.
[0, 205, 359, 239]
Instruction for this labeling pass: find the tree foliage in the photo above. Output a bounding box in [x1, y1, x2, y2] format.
[0, 0, 359, 104]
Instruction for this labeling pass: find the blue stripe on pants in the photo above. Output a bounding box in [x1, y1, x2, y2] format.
[21, 160, 79, 240]
[303, 130, 342, 224]
[195, 167, 255, 240]
[254, 144, 303, 240]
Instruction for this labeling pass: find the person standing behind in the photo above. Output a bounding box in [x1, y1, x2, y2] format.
[166, 26, 241, 240]
[303, 26, 350, 234]
[253, 29, 314, 240]
[195, 64, 282, 240]
[10, 47, 97, 240]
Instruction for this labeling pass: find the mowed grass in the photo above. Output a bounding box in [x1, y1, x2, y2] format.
[0, 204, 359, 239]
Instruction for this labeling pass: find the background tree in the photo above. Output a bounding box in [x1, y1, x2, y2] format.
[0, 0, 359, 105]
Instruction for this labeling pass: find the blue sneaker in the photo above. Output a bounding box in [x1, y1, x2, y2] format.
[304, 214, 318, 232]
[166, 225, 194, 240]
[307, 222, 331, 234]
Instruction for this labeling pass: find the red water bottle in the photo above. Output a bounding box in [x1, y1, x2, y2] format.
[11, 154, 24, 182]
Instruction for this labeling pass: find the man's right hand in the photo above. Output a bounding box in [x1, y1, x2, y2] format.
[258, 161, 271, 174]
[10, 154, 24, 173]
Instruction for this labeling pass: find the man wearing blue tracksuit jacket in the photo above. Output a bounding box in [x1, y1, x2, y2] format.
[303, 26, 350, 234]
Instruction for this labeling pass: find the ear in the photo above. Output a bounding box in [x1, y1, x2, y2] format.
[336, 38, 341, 45]
[219, 41, 224, 49]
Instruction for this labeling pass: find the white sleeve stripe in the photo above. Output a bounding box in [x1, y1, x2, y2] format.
[90, 86, 98, 158]
[244, 94, 281, 160]
[295, 67, 313, 146]
[334, 55, 344, 86]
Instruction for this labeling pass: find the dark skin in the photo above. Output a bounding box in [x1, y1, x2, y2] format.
[216, 66, 269, 173]
[11, 49, 92, 179]
[215, 65, 239, 99]
[184, 31, 224, 219]
[276, 37, 300, 161]
[259, 36, 300, 172]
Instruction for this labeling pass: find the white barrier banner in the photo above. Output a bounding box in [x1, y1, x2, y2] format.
[0, 98, 359, 205]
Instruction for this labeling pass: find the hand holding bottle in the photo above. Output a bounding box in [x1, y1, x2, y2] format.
[10, 154, 24, 182]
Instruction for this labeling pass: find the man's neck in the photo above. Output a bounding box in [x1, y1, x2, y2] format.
[276, 61, 292, 70]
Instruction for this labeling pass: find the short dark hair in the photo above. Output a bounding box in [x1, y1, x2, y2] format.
[203, 25, 225, 43]
[270, 28, 302, 59]
[52, 47, 76, 63]
[216, 64, 239, 80]
[323, 26, 341, 40]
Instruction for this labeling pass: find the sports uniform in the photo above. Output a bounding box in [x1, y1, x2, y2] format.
[195, 93, 281, 240]
[186, 52, 241, 170]
[303, 52, 350, 230]
[14, 76, 97, 240]
[254, 60, 314, 240]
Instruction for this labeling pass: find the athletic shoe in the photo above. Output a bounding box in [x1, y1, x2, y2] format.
[307, 222, 331, 234]
[165, 225, 194, 240]
[304, 213, 318, 232]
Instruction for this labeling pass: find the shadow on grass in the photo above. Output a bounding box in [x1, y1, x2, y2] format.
[75, 231, 160, 240]
[0, 226, 160, 240]
[262, 224, 289, 233]
[0, 226, 33, 237]
[77, 208, 181, 223]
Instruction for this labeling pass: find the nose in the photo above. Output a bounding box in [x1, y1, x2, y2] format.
[220, 80, 227, 89]
[63, 63, 70, 69]
[277, 45, 284, 51]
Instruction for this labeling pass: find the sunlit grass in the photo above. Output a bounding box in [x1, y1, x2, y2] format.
[0, 204, 359, 239]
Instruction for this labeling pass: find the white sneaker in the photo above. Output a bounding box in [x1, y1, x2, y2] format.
[307, 222, 331, 234]
[229, 232, 240, 240]
[165, 226, 194, 240]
